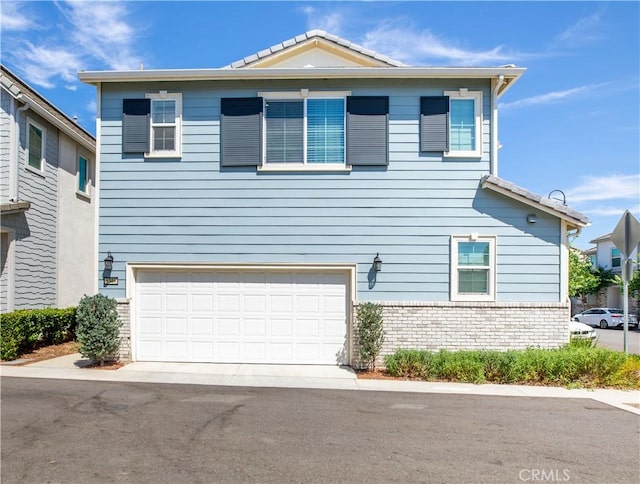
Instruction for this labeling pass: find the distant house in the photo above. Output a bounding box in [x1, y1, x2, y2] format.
[583, 231, 639, 311]
[79, 31, 589, 366]
[1, 65, 96, 312]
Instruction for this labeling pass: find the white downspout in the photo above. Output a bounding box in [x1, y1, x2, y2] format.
[491, 75, 505, 176]
[11, 94, 30, 202]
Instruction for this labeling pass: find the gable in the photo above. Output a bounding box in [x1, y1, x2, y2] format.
[227, 30, 406, 69]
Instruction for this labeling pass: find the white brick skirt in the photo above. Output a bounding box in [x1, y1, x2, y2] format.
[352, 301, 570, 368]
[116, 299, 570, 367]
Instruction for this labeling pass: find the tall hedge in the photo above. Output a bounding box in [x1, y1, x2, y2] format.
[356, 302, 385, 370]
[0, 307, 77, 360]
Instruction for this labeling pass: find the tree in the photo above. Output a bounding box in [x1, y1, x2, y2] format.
[568, 249, 599, 299]
[356, 302, 385, 371]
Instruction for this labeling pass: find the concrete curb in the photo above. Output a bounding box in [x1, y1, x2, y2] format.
[2, 354, 639, 415]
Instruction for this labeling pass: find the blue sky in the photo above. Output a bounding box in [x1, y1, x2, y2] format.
[2, 1, 638, 249]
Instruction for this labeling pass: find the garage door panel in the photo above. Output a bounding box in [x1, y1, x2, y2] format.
[192, 294, 214, 312]
[166, 294, 188, 312]
[135, 269, 348, 364]
[165, 341, 188, 360]
[192, 318, 214, 336]
[191, 341, 214, 360]
[218, 318, 240, 336]
[166, 317, 188, 336]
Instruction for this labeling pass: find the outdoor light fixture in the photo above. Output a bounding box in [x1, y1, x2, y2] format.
[373, 253, 383, 272]
[527, 214, 537, 224]
[104, 252, 114, 271]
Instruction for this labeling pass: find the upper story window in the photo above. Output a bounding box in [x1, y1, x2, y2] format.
[451, 235, 496, 301]
[262, 92, 346, 166]
[122, 93, 182, 158]
[220, 93, 388, 170]
[27, 119, 45, 172]
[77, 154, 90, 196]
[589, 254, 596, 268]
[420, 90, 483, 158]
[445, 90, 482, 158]
[611, 248, 621, 268]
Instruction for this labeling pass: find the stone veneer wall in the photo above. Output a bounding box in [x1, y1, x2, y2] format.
[116, 299, 131, 362]
[352, 301, 570, 369]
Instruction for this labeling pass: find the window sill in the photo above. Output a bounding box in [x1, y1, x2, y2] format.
[450, 294, 495, 302]
[444, 151, 482, 159]
[258, 164, 352, 173]
[144, 151, 182, 160]
[24, 164, 45, 178]
[76, 190, 91, 202]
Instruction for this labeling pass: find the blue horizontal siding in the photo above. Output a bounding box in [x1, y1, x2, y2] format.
[98, 79, 562, 303]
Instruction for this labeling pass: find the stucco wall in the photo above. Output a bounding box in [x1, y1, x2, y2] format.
[56, 132, 95, 307]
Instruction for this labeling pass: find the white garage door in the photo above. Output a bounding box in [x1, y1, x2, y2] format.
[134, 270, 348, 365]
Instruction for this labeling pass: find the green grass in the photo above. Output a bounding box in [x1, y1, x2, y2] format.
[384, 346, 640, 389]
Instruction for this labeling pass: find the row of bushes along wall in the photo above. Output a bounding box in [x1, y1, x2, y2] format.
[0, 307, 77, 361]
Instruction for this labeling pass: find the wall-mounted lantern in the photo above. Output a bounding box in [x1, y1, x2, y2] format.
[104, 251, 114, 271]
[373, 253, 383, 272]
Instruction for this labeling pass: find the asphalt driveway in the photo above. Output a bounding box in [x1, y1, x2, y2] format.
[2, 377, 639, 484]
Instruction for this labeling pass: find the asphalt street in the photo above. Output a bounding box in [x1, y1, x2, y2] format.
[1, 377, 638, 484]
[594, 327, 640, 354]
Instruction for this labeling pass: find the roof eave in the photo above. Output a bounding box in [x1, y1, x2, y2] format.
[78, 66, 526, 86]
[481, 177, 590, 230]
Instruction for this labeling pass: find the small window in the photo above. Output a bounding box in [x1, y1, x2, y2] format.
[145, 92, 182, 158]
[444, 90, 482, 158]
[611, 248, 621, 268]
[77, 155, 90, 194]
[451, 235, 496, 301]
[27, 120, 45, 171]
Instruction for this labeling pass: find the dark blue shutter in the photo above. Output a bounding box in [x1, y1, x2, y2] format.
[346, 96, 388, 166]
[420, 96, 449, 152]
[221, 97, 263, 167]
[122, 99, 150, 154]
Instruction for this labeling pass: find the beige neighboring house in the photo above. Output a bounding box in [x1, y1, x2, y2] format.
[1, 65, 96, 312]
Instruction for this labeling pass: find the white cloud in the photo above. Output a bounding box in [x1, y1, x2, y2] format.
[361, 21, 521, 66]
[56, 1, 143, 70]
[14, 42, 84, 88]
[555, 11, 603, 46]
[499, 84, 605, 111]
[0, 2, 36, 31]
[565, 174, 640, 204]
[86, 100, 97, 116]
[301, 5, 345, 35]
[4, 1, 144, 89]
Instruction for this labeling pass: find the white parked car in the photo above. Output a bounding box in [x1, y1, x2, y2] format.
[572, 308, 638, 330]
[569, 320, 597, 344]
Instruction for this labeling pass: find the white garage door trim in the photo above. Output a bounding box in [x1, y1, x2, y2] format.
[127, 264, 356, 364]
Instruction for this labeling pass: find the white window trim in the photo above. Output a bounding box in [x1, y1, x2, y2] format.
[444, 89, 482, 159]
[25, 118, 46, 174]
[260, 90, 350, 170]
[76, 151, 92, 199]
[450, 234, 496, 302]
[145, 92, 182, 158]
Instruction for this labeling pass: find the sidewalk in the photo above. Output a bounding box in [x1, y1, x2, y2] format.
[2, 353, 639, 415]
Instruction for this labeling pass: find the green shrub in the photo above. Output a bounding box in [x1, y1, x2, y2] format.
[0, 307, 77, 360]
[384, 346, 640, 388]
[75, 294, 122, 365]
[356, 302, 385, 370]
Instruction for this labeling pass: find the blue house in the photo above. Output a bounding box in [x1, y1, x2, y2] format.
[79, 31, 589, 366]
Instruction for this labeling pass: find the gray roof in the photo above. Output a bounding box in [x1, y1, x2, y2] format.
[1, 64, 95, 148]
[224, 30, 408, 69]
[481, 175, 590, 227]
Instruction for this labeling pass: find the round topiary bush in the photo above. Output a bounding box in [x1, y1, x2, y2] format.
[75, 294, 122, 365]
